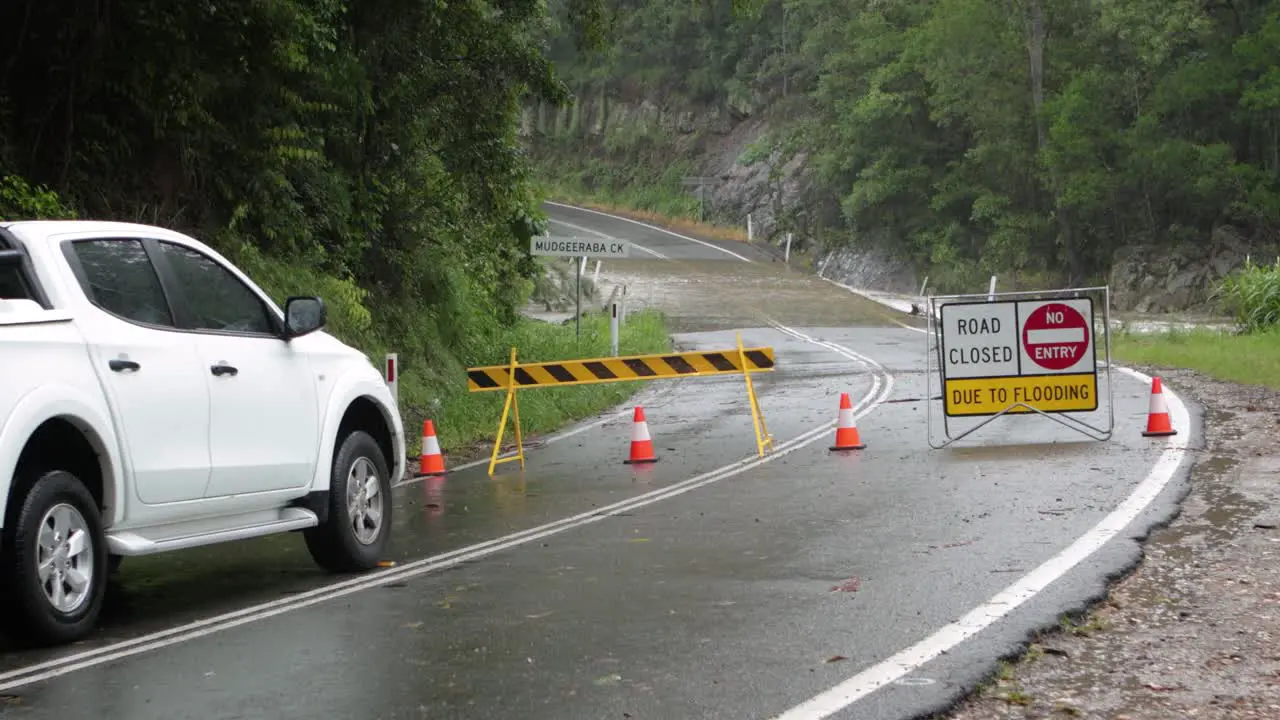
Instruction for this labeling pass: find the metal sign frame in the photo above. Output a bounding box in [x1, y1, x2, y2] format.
[924, 285, 1116, 449]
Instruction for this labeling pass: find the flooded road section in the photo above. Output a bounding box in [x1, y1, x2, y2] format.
[0, 203, 1194, 720]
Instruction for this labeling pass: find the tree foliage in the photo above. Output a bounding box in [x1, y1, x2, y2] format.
[540, 0, 1280, 291]
[0, 0, 586, 362]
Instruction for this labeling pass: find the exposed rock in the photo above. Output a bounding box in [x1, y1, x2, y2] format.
[1109, 227, 1274, 313]
[817, 242, 920, 296]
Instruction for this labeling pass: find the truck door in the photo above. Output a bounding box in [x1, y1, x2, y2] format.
[62, 238, 213, 505]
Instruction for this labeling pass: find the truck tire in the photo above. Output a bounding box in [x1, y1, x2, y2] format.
[0, 470, 108, 647]
[303, 430, 393, 573]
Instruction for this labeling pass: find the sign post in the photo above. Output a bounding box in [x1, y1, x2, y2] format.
[531, 234, 632, 340]
[926, 286, 1114, 448]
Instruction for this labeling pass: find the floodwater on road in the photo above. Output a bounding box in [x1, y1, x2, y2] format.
[591, 258, 919, 334]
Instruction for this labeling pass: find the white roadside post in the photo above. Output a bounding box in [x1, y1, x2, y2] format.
[785, 232, 793, 264]
[747, 213, 754, 242]
[384, 353, 399, 406]
[988, 275, 998, 301]
[621, 285, 628, 327]
[610, 302, 620, 356]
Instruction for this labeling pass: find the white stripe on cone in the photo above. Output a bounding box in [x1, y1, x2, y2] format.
[632, 419, 651, 442]
[837, 408, 856, 428]
[423, 434, 442, 455]
[1149, 389, 1169, 415]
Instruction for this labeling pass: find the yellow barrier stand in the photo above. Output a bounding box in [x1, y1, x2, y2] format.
[468, 342, 778, 474]
[487, 347, 527, 476]
[737, 332, 774, 456]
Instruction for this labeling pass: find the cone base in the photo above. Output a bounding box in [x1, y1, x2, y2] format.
[419, 468, 447, 476]
[830, 443, 866, 451]
[1142, 429, 1177, 437]
[624, 457, 659, 465]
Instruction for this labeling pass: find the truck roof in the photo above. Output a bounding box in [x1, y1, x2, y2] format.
[1, 219, 201, 242]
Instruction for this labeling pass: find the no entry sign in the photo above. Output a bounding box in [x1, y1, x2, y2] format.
[939, 296, 1097, 417]
[1021, 302, 1090, 371]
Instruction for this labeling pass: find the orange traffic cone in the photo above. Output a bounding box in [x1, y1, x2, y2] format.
[419, 420, 447, 475]
[1142, 377, 1177, 437]
[623, 406, 659, 464]
[830, 392, 867, 451]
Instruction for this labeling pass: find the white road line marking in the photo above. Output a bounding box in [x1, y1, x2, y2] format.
[0, 326, 892, 692]
[545, 200, 754, 263]
[547, 218, 668, 260]
[770, 299, 1194, 720]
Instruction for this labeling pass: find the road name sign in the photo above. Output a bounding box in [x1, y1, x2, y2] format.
[939, 297, 1097, 417]
[531, 235, 630, 259]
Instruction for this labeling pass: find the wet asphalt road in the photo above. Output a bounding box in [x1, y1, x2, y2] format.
[0, 204, 1195, 720]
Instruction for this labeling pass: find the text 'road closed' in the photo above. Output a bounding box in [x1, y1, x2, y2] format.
[943, 373, 1099, 416]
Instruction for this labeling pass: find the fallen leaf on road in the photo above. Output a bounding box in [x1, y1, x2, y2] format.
[825, 655, 848, 663]
[594, 674, 622, 687]
[402, 621, 424, 629]
[830, 577, 861, 593]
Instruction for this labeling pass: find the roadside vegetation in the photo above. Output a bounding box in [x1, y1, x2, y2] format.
[531, 0, 1280, 293]
[0, 1, 665, 458]
[1113, 260, 1280, 389]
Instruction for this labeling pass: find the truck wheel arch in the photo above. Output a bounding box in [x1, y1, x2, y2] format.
[1, 390, 121, 528]
[310, 373, 402, 493]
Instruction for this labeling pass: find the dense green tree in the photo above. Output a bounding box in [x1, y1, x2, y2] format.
[535, 0, 1280, 291]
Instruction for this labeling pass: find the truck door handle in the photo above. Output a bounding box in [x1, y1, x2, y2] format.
[210, 363, 239, 377]
[108, 359, 140, 372]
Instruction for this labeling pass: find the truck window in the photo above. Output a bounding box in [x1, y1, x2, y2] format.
[156, 241, 275, 335]
[71, 239, 176, 327]
[0, 264, 30, 300]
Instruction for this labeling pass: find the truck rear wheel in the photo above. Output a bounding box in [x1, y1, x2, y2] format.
[303, 430, 393, 573]
[0, 470, 108, 647]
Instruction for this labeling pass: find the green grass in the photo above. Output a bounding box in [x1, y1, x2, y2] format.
[1112, 327, 1280, 388]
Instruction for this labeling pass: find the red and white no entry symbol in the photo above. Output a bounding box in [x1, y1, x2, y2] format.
[1022, 303, 1089, 371]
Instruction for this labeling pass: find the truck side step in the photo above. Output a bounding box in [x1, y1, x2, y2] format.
[106, 507, 320, 557]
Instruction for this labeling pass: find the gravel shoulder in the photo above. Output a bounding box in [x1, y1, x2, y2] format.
[940, 366, 1280, 720]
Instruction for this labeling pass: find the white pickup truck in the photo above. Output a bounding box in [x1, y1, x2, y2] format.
[0, 220, 406, 647]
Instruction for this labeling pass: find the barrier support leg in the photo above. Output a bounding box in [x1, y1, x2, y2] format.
[488, 347, 527, 475]
[738, 332, 774, 456]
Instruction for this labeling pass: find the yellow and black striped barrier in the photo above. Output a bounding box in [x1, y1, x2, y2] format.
[466, 347, 776, 392]
[470, 335, 777, 474]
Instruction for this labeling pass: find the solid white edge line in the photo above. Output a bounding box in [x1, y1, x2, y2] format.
[547, 218, 669, 260]
[545, 200, 755, 263]
[0, 325, 893, 692]
[772, 289, 1195, 720]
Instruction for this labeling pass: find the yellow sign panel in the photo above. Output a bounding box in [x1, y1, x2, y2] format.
[943, 373, 1098, 417]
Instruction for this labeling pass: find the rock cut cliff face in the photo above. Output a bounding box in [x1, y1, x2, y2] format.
[1108, 227, 1276, 313]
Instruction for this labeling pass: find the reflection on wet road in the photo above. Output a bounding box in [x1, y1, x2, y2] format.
[0, 203, 1193, 720]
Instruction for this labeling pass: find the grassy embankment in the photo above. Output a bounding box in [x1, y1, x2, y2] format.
[1111, 260, 1280, 389]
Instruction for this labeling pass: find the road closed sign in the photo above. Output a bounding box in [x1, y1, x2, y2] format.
[939, 297, 1097, 417]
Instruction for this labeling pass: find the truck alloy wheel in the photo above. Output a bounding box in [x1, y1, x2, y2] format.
[304, 430, 393, 572]
[0, 470, 108, 647]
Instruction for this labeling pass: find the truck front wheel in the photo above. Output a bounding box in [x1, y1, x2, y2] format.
[0, 470, 108, 647]
[303, 430, 393, 573]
